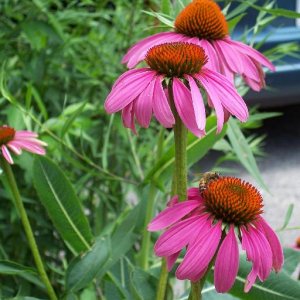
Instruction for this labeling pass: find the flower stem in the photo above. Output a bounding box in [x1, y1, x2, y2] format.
[156, 83, 188, 300]
[188, 281, 201, 300]
[1, 158, 58, 300]
[170, 87, 187, 202]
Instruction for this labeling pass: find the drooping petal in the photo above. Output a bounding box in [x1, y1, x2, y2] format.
[255, 217, 284, 272]
[194, 73, 224, 133]
[241, 226, 273, 292]
[224, 37, 275, 71]
[8, 141, 46, 155]
[198, 39, 221, 72]
[122, 32, 186, 68]
[6, 143, 22, 155]
[14, 131, 38, 138]
[148, 200, 200, 232]
[185, 75, 206, 132]
[166, 251, 181, 271]
[104, 69, 156, 113]
[201, 68, 249, 122]
[134, 77, 155, 127]
[213, 39, 244, 74]
[176, 221, 222, 281]
[214, 225, 239, 293]
[122, 102, 137, 134]
[152, 76, 175, 128]
[154, 215, 206, 256]
[172, 78, 205, 137]
[2, 145, 14, 164]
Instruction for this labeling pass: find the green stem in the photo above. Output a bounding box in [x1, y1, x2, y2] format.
[1, 158, 58, 300]
[140, 128, 165, 270]
[156, 83, 188, 300]
[170, 86, 187, 202]
[156, 258, 169, 300]
[188, 281, 201, 300]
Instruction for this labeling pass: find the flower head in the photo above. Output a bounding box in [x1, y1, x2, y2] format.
[0, 126, 47, 164]
[148, 175, 283, 293]
[105, 42, 248, 136]
[122, 0, 275, 91]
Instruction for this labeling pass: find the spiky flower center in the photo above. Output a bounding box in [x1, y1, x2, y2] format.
[202, 177, 263, 225]
[296, 237, 300, 249]
[0, 126, 15, 146]
[145, 42, 208, 77]
[174, 0, 228, 40]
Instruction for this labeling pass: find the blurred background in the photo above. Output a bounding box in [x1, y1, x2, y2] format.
[0, 0, 299, 298]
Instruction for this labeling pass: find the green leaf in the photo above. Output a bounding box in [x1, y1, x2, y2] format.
[283, 248, 300, 275]
[96, 203, 141, 279]
[33, 156, 93, 253]
[0, 260, 44, 288]
[142, 10, 174, 28]
[227, 118, 267, 190]
[161, 0, 171, 15]
[247, 2, 300, 18]
[228, 255, 300, 300]
[130, 268, 157, 300]
[66, 236, 110, 292]
[144, 116, 227, 186]
[280, 204, 294, 230]
[202, 285, 240, 299]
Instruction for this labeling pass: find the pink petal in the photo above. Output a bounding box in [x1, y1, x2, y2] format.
[122, 32, 186, 68]
[6, 143, 22, 155]
[176, 221, 222, 281]
[224, 37, 275, 71]
[202, 68, 249, 122]
[122, 102, 137, 134]
[194, 73, 224, 133]
[198, 39, 221, 72]
[255, 217, 284, 272]
[185, 75, 206, 131]
[172, 78, 205, 137]
[245, 265, 259, 293]
[112, 68, 151, 89]
[14, 131, 38, 138]
[213, 39, 244, 74]
[8, 141, 46, 155]
[152, 76, 175, 127]
[166, 251, 181, 271]
[241, 226, 273, 292]
[244, 77, 263, 92]
[148, 200, 200, 232]
[154, 215, 206, 256]
[214, 225, 239, 293]
[2, 145, 14, 164]
[134, 77, 155, 127]
[104, 69, 156, 113]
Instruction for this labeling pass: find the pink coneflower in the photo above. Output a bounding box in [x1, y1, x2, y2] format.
[148, 175, 283, 293]
[122, 0, 275, 91]
[105, 42, 248, 136]
[0, 126, 47, 164]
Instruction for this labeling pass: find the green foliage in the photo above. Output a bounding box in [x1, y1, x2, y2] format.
[0, 0, 299, 299]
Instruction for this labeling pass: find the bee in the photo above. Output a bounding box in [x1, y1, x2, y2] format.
[199, 172, 220, 195]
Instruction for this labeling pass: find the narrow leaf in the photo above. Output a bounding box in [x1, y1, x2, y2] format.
[228, 255, 300, 300]
[227, 118, 267, 190]
[66, 236, 110, 292]
[0, 260, 44, 288]
[280, 204, 294, 230]
[33, 156, 93, 253]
